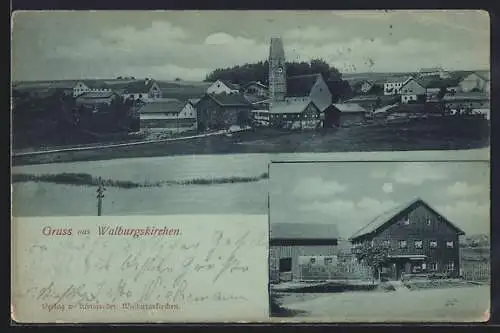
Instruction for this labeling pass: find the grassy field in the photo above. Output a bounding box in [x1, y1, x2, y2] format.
[12, 123, 490, 166]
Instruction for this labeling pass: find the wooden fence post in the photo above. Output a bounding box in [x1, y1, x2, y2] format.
[96, 177, 106, 216]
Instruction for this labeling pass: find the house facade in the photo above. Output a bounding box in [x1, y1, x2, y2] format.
[458, 71, 490, 94]
[349, 198, 465, 280]
[269, 100, 321, 129]
[399, 78, 427, 104]
[206, 80, 240, 95]
[138, 98, 196, 129]
[196, 93, 253, 131]
[121, 79, 162, 102]
[384, 76, 412, 95]
[270, 223, 339, 283]
[323, 103, 367, 128]
[73, 80, 112, 97]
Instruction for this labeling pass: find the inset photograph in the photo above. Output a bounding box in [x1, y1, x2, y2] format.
[268, 161, 490, 322]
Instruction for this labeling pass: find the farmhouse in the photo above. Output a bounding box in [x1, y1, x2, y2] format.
[399, 77, 427, 104]
[269, 222, 340, 283]
[206, 80, 240, 95]
[73, 80, 112, 97]
[458, 71, 490, 94]
[285, 74, 333, 112]
[138, 98, 196, 129]
[196, 93, 253, 131]
[349, 197, 465, 280]
[323, 103, 367, 128]
[268, 100, 321, 129]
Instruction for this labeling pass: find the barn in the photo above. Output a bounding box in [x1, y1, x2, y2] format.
[323, 103, 367, 128]
[269, 222, 340, 283]
[349, 197, 466, 280]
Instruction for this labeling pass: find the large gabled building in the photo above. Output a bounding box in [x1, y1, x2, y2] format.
[349, 197, 466, 280]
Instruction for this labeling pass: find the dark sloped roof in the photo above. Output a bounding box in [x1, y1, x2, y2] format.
[349, 197, 465, 241]
[244, 94, 271, 104]
[243, 81, 268, 89]
[77, 91, 116, 99]
[187, 98, 201, 105]
[417, 77, 461, 89]
[286, 74, 321, 97]
[138, 99, 185, 114]
[207, 93, 252, 107]
[269, 100, 313, 114]
[331, 103, 367, 113]
[219, 80, 240, 91]
[271, 222, 339, 240]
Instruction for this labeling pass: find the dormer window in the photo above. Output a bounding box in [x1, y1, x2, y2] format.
[403, 216, 410, 225]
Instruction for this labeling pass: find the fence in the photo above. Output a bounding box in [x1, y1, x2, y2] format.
[298, 257, 373, 281]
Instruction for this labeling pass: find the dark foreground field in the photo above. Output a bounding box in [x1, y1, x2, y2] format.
[12, 122, 490, 166]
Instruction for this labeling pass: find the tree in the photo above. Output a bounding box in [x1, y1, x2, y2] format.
[354, 242, 390, 283]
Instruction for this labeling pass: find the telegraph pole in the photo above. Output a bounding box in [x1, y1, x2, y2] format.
[96, 177, 106, 216]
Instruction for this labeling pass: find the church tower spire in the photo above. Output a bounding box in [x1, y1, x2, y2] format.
[268, 36, 287, 102]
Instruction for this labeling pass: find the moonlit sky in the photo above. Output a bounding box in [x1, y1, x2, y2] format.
[11, 10, 490, 81]
[269, 162, 490, 238]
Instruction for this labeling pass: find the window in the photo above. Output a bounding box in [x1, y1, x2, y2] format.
[414, 240, 423, 249]
[427, 218, 431, 226]
[310, 257, 316, 264]
[428, 262, 438, 271]
[430, 241, 438, 248]
[371, 240, 375, 247]
[399, 240, 407, 248]
[402, 216, 410, 225]
[446, 241, 454, 248]
[324, 257, 333, 265]
[383, 240, 391, 247]
[279, 258, 292, 272]
[445, 261, 455, 272]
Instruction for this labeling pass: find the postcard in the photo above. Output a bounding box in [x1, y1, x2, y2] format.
[11, 215, 269, 323]
[268, 161, 490, 322]
[10, 9, 491, 324]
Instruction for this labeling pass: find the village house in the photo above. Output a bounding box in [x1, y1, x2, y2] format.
[138, 98, 195, 129]
[196, 93, 253, 131]
[269, 222, 340, 283]
[323, 103, 367, 128]
[242, 81, 269, 97]
[268, 100, 321, 129]
[344, 95, 399, 111]
[206, 80, 241, 95]
[442, 92, 490, 118]
[349, 197, 465, 280]
[458, 71, 490, 95]
[120, 79, 162, 102]
[285, 74, 333, 112]
[73, 80, 112, 98]
[399, 77, 427, 104]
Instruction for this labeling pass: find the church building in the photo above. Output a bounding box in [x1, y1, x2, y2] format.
[268, 36, 334, 115]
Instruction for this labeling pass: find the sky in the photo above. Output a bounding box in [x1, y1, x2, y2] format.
[269, 161, 490, 238]
[11, 10, 490, 82]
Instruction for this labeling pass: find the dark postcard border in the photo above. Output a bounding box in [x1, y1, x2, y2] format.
[8, 0, 499, 331]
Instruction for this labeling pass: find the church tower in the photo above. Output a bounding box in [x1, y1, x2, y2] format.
[268, 36, 287, 102]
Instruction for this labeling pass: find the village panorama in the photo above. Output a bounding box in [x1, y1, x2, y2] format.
[12, 38, 490, 166]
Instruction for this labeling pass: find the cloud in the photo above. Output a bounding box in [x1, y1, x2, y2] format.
[292, 177, 347, 199]
[382, 182, 393, 193]
[297, 197, 398, 236]
[283, 26, 339, 42]
[435, 200, 490, 234]
[446, 181, 488, 198]
[391, 163, 448, 185]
